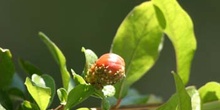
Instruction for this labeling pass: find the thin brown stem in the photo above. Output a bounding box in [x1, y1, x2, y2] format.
[52, 105, 64, 110]
[112, 98, 122, 109]
[93, 103, 162, 110]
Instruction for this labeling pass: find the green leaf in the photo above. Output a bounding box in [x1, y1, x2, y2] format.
[57, 88, 68, 105]
[21, 100, 39, 110]
[0, 89, 13, 110]
[19, 58, 43, 75]
[186, 86, 201, 110]
[152, 0, 197, 85]
[0, 48, 15, 88]
[42, 74, 56, 106]
[24, 76, 51, 110]
[101, 98, 111, 110]
[157, 94, 178, 110]
[81, 47, 98, 77]
[71, 69, 86, 85]
[202, 100, 220, 110]
[8, 87, 25, 101]
[0, 104, 6, 110]
[173, 72, 191, 110]
[39, 32, 72, 90]
[111, 1, 163, 99]
[198, 82, 220, 103]
[31, 74, 46, 87]
[158, 73, 192, 110]
[65, 84, 95, 109]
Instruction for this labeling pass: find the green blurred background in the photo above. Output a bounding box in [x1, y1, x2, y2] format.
[0, 0, 220, 108]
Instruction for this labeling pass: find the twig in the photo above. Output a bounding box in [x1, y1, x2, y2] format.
[52, 105, 64, 110]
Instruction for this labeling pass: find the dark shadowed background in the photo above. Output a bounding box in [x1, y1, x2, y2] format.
[0, 0, 220, 108]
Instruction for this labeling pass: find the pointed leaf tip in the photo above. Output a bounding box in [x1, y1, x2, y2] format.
[38, 32, 71, 90]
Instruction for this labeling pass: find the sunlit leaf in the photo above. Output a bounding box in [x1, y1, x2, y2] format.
[153, 0, 197, 85]
[0, 48, 15, 88]
[111, 1, 163, 99]
[71, 69, 86, 85]
[81, 47, 98, 77]
[65, 84, 95, 109]
[202, 100, 220, 110]
[186, 86, 201, 110]
[21, 100, 39, 110]
[0, 104, 6, 110]
[173, 73, 191, 110]
[24, 76, 51, 110]
[31, 74, 46, 87]
[39, 32, 73, 90]
[157, 73, 191, 110]
[157, 94, 178, 110]
[77, 108, 90, 110]
[42, 74, 56, 106]
[57, 88, 68, 105]
[199, 82, 220, 103]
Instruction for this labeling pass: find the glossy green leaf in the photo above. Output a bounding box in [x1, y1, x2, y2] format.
[39, 32, 72, 90]
[24, 76, 51, 110]
[42, 74, 56, 106]
[71, 69, 86, 85]
[186, 86, 201, 110]
[199, 82, 220, 103]
[0, 48, 15, 88]
[57, 88, 68, 105]
[65, 84, 95, 109]
[21, 100, 39, 110]
[111, 1, 163, 99]
[153, 0, 197, 85]
[202, 100, 220, 110]
[173, 72, 191, 110]
[81, 47, 98, 77]
[19, 58, 43, 75]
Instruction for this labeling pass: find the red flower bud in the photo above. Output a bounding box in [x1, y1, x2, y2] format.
[86, 53, 125, 88]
